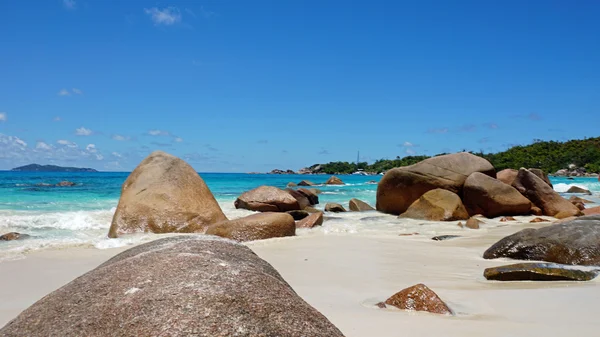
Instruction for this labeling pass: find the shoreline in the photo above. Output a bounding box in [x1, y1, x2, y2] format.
[2, 219, 599, 336]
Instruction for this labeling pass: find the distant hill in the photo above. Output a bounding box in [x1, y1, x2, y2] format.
[307, 137, 600, 175]
[11, 164, 98, 172]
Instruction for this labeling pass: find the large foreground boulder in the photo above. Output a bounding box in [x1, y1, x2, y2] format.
[496, 168, 518, 185]
[512, 168, 581, 217]
[528, 168, 553, 187]
[399, 189, 469, 221]
[462, 172, 532, 217]
[0, 236, 344, 336]
[108, 151, 226, 238]
[205, 212, 296, 242]
[483, 215, 600, 266]
[297, 188, 319, 205]
[376, 152, 495, 215]
[297, 211, 324, 228]
[234, 186, 300, 212]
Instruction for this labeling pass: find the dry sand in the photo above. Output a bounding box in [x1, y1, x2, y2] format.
[1, 220, 599, 336]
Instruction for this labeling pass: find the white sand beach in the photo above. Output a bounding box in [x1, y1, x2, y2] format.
[1, 218, 599, 336]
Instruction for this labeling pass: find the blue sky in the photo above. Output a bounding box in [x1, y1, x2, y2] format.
[1, 1, 599, 172]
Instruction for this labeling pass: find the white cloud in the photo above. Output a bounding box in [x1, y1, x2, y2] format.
[86, 144, 97, 153]
[75, 127, 92, 136]
[63, 0, 76, 10]
[57, 139, 78, 148]
[111, 134, 130, 141]
[58, 89, 71, 96]
[95, 154, 104, 161]
[174, 137, 183, 142]
[36, 142, 52, 150]
[53, 116, 61, 122]
[148, 129, 169, 136]
[144, 7, 182, 25]
[111, 152, 123, 158]
[0, 112, 6, 122]
[72, 88, 83, 95]
[403, 141, 414, 147]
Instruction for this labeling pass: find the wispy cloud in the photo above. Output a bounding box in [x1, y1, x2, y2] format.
[318, 149, 330, 155]
[151, 142, 172, 147]
[111, 152, 123, 158]
[148, 129, 170, 136]
[53, 116, 61, 122]
[459, 124, 477, 132]
[174, 137, 183, 142]
[0, 112, 6, 122]
[204, 144, 218, 152]
[57, 139, 78, 148]
[398, 141, 417, 155]
[528, 113, 542, 121]
[426, 127, 449, 134]
[484, 123, 499, 129]
[75, 127, 92, 136]
[63, 0, 76, 10]
[478, 137, 491, 144]
[111, 134, 130, 141]
[72, 88, 83, 95]
[58, 89, 71, 96]
[36, 141, 53, 150]
[144, 7, 182, 26]
[85, 144, 97, 153]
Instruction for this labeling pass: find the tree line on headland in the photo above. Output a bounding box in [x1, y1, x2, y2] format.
[307, 137, 600, 175]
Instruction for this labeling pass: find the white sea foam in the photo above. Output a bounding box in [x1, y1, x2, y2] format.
[0, 208, 115, 231]
[554, 183, 592, 193]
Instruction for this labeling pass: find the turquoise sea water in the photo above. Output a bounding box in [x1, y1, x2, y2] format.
[0, 171, 598, 260]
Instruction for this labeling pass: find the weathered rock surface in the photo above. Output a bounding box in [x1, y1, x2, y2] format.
[530, 217, 550, 223]
[500, 216, 516, 222]
[287, 182, 297, 187]
[512, 168, 581, 217]
[205, 212, 295, 242]
[108, 151, 226, 238]
[309, 188, 322, 195]
[0, 232, 29, 241]
[483, 216, 600, 265]
[496, 168, 518, 185]
[528, 168, 553, 187]
[384, 283, 452, 315]
[377, 152, 495, 215]
[287, 210, 310, 220]
[298, 180, 315, 186]
[234, 186, 300, 212]
[566, 186, 592, 195]
[285, 188, 311, 210]
[465, 217, 481, 229]
[484, 262, 599, 281]
[399, 189, 469, 221]
[297, 188, 319, 205]
[531, 206, 543, 215]
[348, 198, 375, 212]
[0, 236, 344, 337]
[462, 172, 532, 217]
[297, 211, 324, 228]
[325, 203, 347, 213]
[583, 206, 600, 216]
[570, 196, 593, 204]
[325, 176, 344, 185]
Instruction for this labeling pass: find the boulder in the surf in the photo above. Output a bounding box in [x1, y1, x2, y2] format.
[108, 151, 227, 238]
[348, 198, 375, 212]
[570, 196, 593, 204]
[285, 188, 311, 210]
[465, 217, 481, 229]
[297, 211, 324, 228]
[0, 236, 344, 336]
[234, 186, 300, 212]
[376, 152, 495, 215]
[287, 210, 310, 220]
[325, 203, 347, 213]
[325, 176, 344, 185]
[0, 232, 30, 241]
[297, 188, 319, 205]
[512, 168, 581, 217]
[56, 181, 76, 187]
[483, 215, 600, 266]
[399, 189, 469, 221]
[205, 212, 295, 242]
[297, 180, 315, 186]
[383, 283, 452, 315]
[287, 182, 297, 187]
[462, 172, 532, 218]
[484, 262, 598, 281]
[566, 186, 592, 195]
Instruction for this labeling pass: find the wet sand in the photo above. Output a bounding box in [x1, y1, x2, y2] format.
[1, 219, 599, 336]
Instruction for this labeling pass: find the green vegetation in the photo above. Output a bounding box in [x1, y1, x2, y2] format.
[313, 137, 600, 174]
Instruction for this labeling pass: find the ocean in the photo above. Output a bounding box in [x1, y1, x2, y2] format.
[0, 171, 598, 261]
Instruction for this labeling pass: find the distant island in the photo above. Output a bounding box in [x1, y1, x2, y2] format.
[11, 164, 98, 172]
[269, 137, 600, 176]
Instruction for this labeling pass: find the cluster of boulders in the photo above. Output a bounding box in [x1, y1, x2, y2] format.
[376, 152, 584, 221]
[288, 175, 345, 187]
[554, 164, 599, 178]
[34, 181, 76, 187]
